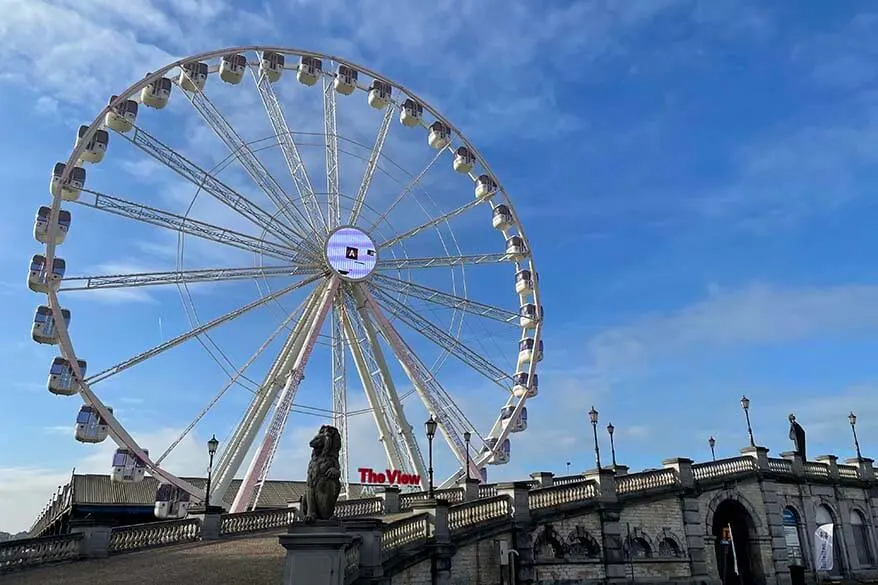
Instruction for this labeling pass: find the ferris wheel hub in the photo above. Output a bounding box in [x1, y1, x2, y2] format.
[323, 225, 378, 281]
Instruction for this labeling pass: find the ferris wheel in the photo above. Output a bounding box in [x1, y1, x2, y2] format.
[29, 46, 543, 516]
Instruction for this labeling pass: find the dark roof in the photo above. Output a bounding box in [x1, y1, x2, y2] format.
[70, 474, 371, 508]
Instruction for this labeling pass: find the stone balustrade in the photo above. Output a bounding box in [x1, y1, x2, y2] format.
[220, 507, 297, 536]
[0, 532, 82, 573]
[108, 517, 201, 554]
[381, 513, 431, 560]
[616, 468, 678, 495]
[691, 456, 757, 481]
[529, 480, 598, 510]
[447, 495, 511, 532]
[344, 539, 361, 585]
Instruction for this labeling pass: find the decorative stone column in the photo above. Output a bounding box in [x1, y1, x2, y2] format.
[741, 445, 771, 471]
[584, 468, 625, 582]
[410, 499, 453, 585]
[497, 481, 534, 585]
[279, 520, 359, 585]
[815, 454, 840, 480]
[378, 486, 400, 514]
[529, 472, 554, 488]
[846, 457, 875, 481]
[780, 451, 805, 476]
[200, 511, 222, 541]
[462, 477, 480, 502]
[69, 519, 111, 559]
[663, 458, 709, 580]
[342, 518, 384, 584]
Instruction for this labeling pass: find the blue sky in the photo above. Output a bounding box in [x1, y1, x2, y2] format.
[1, 1, 877, 532]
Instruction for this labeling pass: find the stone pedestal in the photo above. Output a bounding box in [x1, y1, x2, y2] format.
[200, 512, 222, 541]
[69, 520, 111, 559]
[279, 520, 358, 585]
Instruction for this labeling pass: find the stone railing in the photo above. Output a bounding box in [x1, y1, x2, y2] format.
[108, 517, 201, 554]
[336, 497, 384, 518]
[768, 458, 794, 474]
[381, 513, 430, 560]
[344, 539, 361, 585]
[691, 456, 757, 481]
[617, 469, 678, 495]
[553, 474, 589, 486]
[803, 462, 831, 480]
[529, 480, 598, 510]
[448, 495, 511, 532]
[0, 533, 83, 574]
[479, 483, 498, 498]
[399, 487, 463, 509]
[838, 465, 860, 480]
[220, 507, 298, 536]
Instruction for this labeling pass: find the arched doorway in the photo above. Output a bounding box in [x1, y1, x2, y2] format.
[815, 504, 845, 575]
[713, 499, 765, 585]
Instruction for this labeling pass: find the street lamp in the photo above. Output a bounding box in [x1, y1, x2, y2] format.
[206, 434, 219, 510]
[849, 412, 863, 461]
[463, 431, 472, 481]
[607, 422, 617, 468]
[740, 395, 755, 447]
[566, 461, 571, 475]
[425, 415, 437, 498]
[708, 436, 716, 462]
[588, 406, 601, 469]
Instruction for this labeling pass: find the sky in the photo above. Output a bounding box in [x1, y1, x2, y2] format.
[1, 0, 877, 533]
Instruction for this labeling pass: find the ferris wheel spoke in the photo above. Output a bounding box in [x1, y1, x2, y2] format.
[349, 105, 395, 226]
[323, 76, 341, 231]
[72, 188, 305, 263]
[211, 284, 326, 507]
[367, 149, 445, 234]
[250, 61, 326, 233]
[373, 274, 519, 324]
[85, 273, 321, 386]
[60, 265, 318, 292]
[231, 277, 341, 513]
[155, 292, 309, 467]
[174, 76, 319, 244]
[117, 124, 307, 247]
[331, 291, 350, 498]
[345, 291, 428, 487]
[376, 253, 514, 271]
[370, 286, 511, 390]
[378, 198, 484, 250]
[354, 285, 483, 479]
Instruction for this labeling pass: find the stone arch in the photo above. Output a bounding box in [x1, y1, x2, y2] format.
[814, 500, 846, 573]
[656, 527, 685, 558]
[704, 489, 763, 534]
[623, 526, 657, 558]
[533, 524, 566, 561]
[709, 494, 766, 585]
[566, 525, 601, 559]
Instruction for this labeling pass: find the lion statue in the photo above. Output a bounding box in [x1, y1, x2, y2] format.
[299, 424, 342, 523]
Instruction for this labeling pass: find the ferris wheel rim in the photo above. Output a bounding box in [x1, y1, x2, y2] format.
[41, 45, 543, 504]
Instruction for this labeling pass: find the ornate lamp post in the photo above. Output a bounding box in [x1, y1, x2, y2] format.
[425, 415, 437, 498]
[566, 461, 571, 474]
[206, 434, 219, 510]
[849, 412, 863, 461]
[463, 431, 472, 481]
[607, 422, 617, 468]
[740, 395, 755, 447]
[588, 406, 601, 469]
[708, 436, 716, 462]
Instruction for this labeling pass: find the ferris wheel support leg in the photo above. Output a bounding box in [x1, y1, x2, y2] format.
[210, 287, 324, 508]
[230, 277, 341, 513]
[351, 286, 429, 488]
[340, 300, 407, 473]
[330, 293, 350, 499]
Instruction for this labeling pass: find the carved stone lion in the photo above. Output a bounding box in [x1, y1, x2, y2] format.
[300, 424, 342, 523]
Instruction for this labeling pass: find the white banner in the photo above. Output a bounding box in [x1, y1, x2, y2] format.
[814, 523, 834, 572]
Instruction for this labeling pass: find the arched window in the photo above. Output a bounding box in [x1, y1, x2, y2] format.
[816, 504, 844, 572]
[783, 507, 806, 567]
[850, 510, 874, 567]
[659, 537, 680, 557]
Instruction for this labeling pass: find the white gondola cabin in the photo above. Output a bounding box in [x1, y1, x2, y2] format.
[486, 438, 511, 465]
[220, 54, 247, 85]
[297, 56, 322, 86]
[368, 80, 391, 109]
[259, 51, 285, 83]
[512, 371, 538, 398]
[34, 207, 71, 245]
[141, 77, 172, 109]
[500, 405, 528, 433]
[32, 305, 70, 345]
[179, 61, 208, 92]
[518, 338, 543, 363]
[112, 448, 148, 483]
[505, 236, 528, 260]
[75, 125, 109, 164]
[519, 303, 543, 328]
[75, 405, 111, 443]
[334, 65, 358, 95]
[428, 121, 450, 150]
[154, 483, 191, 519]
[105, 95, 138, 133]
[515, 269, 536, 295]
[453, 146, 475, 174]
[50, 162, 86, 201]
[28, 255, 65, 293]
[475, 174, 497, 199]
[48, 357, 86, 396]
[400, 98, 423, 127]
[492, 205, 513, 231]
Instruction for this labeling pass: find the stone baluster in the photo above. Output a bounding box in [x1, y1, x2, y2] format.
[741, 445, 771, 471]
[496, 482, 534, 585]
[530, 471, 554, 488]
[845, 456, 875, 480]
[662, 457, 694, 488]
[342, 518, 384, 584]
[780, 451, 805, 476]
[815, 455, 840, 480]
[462, 477, 480, 502]
[409, 499, 453, 585]
[378, 486, 400, 514]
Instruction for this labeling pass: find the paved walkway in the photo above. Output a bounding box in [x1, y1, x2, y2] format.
[2, 532, 287, 585]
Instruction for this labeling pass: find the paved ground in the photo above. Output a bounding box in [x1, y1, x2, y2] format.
[2, 532, 287, 585]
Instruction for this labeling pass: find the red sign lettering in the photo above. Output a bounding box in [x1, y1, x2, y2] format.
[358, 467, 421, 486]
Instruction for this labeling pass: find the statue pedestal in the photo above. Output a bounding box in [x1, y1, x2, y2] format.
[279, 520, 358, 585]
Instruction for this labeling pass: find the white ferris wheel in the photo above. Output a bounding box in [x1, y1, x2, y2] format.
[29, 46, 543, 516]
